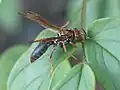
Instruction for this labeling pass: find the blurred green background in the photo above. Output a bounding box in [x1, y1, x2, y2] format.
[0, 0, 120, 90]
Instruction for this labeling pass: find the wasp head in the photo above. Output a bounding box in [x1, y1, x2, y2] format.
[74, 28, 86, 42]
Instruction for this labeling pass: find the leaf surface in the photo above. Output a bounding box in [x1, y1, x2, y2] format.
[0, 45, 28, 90]
[49, 63, 95, 90]
[85, 17, 120, 90]
[7, 29, 76, 90]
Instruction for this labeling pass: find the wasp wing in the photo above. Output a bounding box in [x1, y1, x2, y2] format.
[19, 11, 62, 31]
[31, 36, 64, 43]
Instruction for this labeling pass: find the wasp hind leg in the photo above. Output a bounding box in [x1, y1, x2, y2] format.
[71, 55, 78, 61]
[69, 41, 78, 60]
[49, 47, 56, 76]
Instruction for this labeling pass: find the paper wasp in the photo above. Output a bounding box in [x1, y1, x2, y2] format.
[19, 11, 86, 73]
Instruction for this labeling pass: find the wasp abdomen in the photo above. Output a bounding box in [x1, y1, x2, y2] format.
[31, 43, 51, 63]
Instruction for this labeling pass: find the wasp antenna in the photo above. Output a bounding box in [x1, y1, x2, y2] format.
[27, 40, 41, 44]
[27, 11, 38, 15]
[31, 39, 44, 43]
[27, 40, 35, 44]
[18, 12, 21, 15]
[18, 12, 26, 16]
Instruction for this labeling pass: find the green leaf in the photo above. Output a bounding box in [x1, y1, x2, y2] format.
[7, 29, 55, 90]
[85, 17, 120, 90]
[49, 63, 95, 90]
[48, 59, 71, 89]
[0, 45, 28, 90]
[7, 29, 76, 90]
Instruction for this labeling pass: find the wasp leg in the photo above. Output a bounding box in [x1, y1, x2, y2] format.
[60, 41, 67, 52]
[69, 41, 77, 48]
[50, 47, 56, 76]
[61, 21, 69, 28]
[71, 55, 78, 61]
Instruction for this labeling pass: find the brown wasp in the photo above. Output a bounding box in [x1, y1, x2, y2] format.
[19, 11, 86, 73]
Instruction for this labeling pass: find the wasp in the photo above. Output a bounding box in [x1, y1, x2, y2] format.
[19, 11, 86, 73]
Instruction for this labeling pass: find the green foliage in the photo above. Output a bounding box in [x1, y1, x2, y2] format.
[49, 63, 95, 90]
[85, 18, 120, 90]
[0, 0, 119, 90]
[0, 0, 20, 33]
[0, 45, 28, 90]
[7, 29, 81, 90]
[7, 30, 56, 90]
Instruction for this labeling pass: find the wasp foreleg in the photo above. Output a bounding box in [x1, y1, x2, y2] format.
[61, 21, 69, 28]
[69, 41, 77, 48]
[61, 41, 67, 52]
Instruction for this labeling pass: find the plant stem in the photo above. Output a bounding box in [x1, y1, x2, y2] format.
[81, 0, 86, 30]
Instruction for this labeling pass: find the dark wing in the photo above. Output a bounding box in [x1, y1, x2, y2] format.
[31, 36, 64, 43]
[19, 11, 61, 31]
